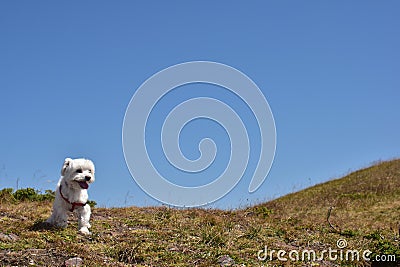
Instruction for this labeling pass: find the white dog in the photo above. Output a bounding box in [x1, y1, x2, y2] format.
[46, 158, 95, 235]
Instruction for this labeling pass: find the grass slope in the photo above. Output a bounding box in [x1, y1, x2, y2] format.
[1, 160, 400, 266]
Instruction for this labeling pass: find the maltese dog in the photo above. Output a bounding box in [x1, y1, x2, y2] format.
[46, 158, 95, 235]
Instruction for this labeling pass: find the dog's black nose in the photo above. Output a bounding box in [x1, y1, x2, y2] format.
[85, 176, 91, 181]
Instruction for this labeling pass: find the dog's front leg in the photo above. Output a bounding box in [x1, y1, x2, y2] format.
[76, 205, 91, 235]
[46, 199, 68, 228]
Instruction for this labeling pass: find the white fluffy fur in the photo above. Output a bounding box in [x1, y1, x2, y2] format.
[46, 158, 95, 235]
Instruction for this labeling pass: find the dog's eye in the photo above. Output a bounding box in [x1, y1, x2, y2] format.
[88, 170, 92, 173]
[76, 169, 83, 173]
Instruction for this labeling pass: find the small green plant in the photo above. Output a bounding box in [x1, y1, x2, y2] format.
[106, 242, 145, 264]
[201, 226, 226, 247]
[0, 188, 16, 203]
[275, 228, 286, 237]
[13, 188, 39, 201]
[87, 200, 97, 208]
[154, 208, 172, 221]
[253, 206, 273, 218]
[0, 187, 13, 196]
[244, 225, 261, 239]
[364, 231, 382, 241]
[38, 190, 55, 201]
[0, 187, 54, 203]
[341, 229, 359, 237]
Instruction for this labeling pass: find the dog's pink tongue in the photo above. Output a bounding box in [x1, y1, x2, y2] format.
[78, 181, 89, 189]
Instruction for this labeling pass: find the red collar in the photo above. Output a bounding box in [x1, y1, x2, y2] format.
[59, 185, 87, 212]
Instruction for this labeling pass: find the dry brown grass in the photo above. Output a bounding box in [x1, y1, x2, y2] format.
[1, 159, 399, 266]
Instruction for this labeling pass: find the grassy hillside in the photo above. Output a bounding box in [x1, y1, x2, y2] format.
[1, 160, 399, 266]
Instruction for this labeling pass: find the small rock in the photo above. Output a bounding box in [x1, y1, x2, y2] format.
[218, 255, 235, 266]
[8, 233, 19, 241]
[65, 257, 83, 267]
[0, 232, 19, 241]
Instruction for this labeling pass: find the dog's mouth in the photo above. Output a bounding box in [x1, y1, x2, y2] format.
[77, 181, 89, 189]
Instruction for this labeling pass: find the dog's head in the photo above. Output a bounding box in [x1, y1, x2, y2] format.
[61, 158, 95, 190]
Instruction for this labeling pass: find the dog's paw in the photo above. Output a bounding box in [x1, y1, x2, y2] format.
[79, 227, 91, 235]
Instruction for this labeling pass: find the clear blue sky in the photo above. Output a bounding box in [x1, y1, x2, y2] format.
[0, 1, 399, 208]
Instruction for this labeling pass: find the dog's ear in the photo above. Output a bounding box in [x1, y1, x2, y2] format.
[61, 158, 73, 176]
